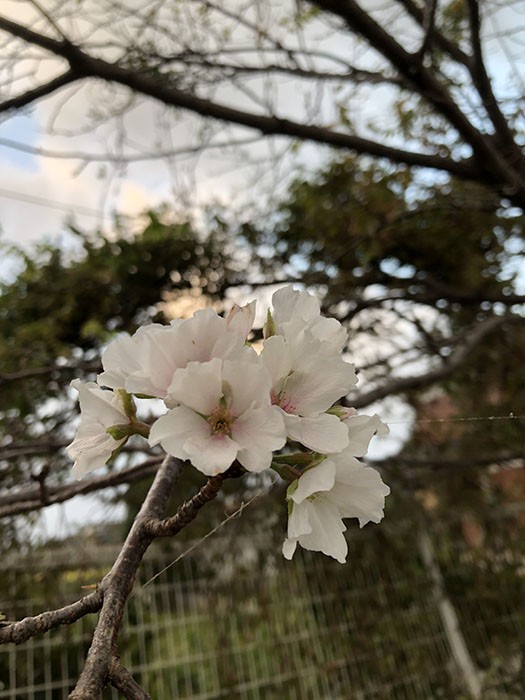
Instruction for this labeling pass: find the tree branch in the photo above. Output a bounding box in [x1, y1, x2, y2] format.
[69, 454, 184, 698]
[143, 471, 227, 538]
[0, 589, 103, 644]
[0, 69, 77, 112]
[0, 456, 163, 518]
[0, 360, 100, 386]
[0, 14, 498, 188]
[395, 0, 471, 66]
[68, 456, 236, 699]
[108, 658, 152, 700]
[350, 315, 510, 408]
[312, 0, 525, 204]
[416, 0, 438, 61]
[465, 0, 522, 161]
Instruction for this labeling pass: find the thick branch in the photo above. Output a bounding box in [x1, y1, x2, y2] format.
[69, 457, 238, 699]
[69, 454, 184, 699]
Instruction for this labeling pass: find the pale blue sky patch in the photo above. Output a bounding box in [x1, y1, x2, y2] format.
[0, 113, 40, 172]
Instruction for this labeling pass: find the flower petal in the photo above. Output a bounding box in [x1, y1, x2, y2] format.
[283, 354, 357, 416]
[232, 405, 286, 472]
[168, 359, 223, 415]
[183, 432, 239, 475]
[222, 360, 273, 415]
[291, 459, 336, 504]
[260, 335, 293, 387]
[293, 497, 348, 563]
[149, 406, 210, 458]
[284, 413, 349, 453]
[67, 381, 129, 478]
[344, 413, 389, 457]
[226, 300, 256, 338]
[329, 455, 390, 526]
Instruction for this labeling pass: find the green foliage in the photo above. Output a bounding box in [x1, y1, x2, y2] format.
[0, 210, 234, 547]
[244, 158, 519, 321]
[0, 211, 230, 378]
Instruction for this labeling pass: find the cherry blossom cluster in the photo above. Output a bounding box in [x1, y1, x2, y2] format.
[67, 286, 390, 563]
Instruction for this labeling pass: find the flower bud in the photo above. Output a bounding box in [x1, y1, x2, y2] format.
[226, 300, 256, 338]
[326, 405, 357, 421]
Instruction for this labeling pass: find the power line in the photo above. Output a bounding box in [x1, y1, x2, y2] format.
[0, 186, 106, 218]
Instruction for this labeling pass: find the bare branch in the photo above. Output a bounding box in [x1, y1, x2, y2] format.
[108, 658, 152, 700]
[465, 0, 522, 161]
[0, 69, 77, 113]
[143, 471, 228, 537]
[0, 456, 163, 518]
[0, 134, 264, 163]
[395, 0, 472, 66]
[0, 361, 100, 386]
[416, 0, 438, 61]
[69, 455, 231, 699]
[0, 589, 103, 645]
[350, 315, 511, 408]
[27, 0, 70, 42]
[313, 0, 524, 202]
[372, 452, 524, 473]
[0, 14, 504, 190]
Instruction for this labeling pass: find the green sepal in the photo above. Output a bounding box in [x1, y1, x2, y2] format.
[117, 389, 137, 420]
[108, 440, 127, 463]
[286, 479, 299, 503]
[106, 423, 135, 441]
[271, 461, 297, 482]
[326, 405, 351, 420]
[263, 308, 276, 339]
[106, 420, 150, 440]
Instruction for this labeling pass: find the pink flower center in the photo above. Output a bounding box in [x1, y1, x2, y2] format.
[271, 390, 297, 415]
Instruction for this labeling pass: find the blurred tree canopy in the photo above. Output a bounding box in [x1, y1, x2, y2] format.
[1, 158, 523, 547]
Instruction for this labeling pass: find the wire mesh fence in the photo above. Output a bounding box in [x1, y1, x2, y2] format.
[1, 504, 523, 699]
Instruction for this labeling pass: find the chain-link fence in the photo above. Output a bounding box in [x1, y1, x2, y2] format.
[1, 505, 523, 699]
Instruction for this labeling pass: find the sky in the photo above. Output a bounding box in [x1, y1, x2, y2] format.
[1, 1, 522, 255]
[0, 0, 421, 256]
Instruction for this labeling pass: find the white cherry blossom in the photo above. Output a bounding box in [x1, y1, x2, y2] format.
[149, 358, 286, 475]
[67, 285, 391, 563]
[283, 449, 390, 563]
[98, 306, 255, 401]
[270, 286, 347, 352]
[67, 380, 130, 479]
[261, 332, 357, 453]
